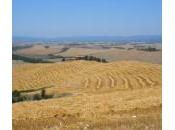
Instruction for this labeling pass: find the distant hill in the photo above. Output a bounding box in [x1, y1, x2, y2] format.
[13, 35, 162, 44]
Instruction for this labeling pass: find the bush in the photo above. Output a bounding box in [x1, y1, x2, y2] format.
[33, 94, 42, 100]
[102, 59, 107, 63]
[62, 58, 65, 61]
[12, 88, 55, 103]
[12, 90, 20, 97]
[41, 89, 46, 98]
[44, 45, 50, 48]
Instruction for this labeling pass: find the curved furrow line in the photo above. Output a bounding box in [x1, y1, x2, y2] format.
[143, 77, 156, 87]
[84, 78, 90, 88]
[148, 78, 161, 87]
[137, 75, 153, 87]
[122, 71, 141, 89]
[13, 61, 161, 91]
[109, 76, 115, 88]
[111, 72, 119, 88]
[95, 75, 102, 89]
[99, 74, 109, 88]
[133, 68, 158, 84]
[124, 69, 144, 88]
[134, 76, 145, 88]
[114, 71, 126, 89]
[119, 74, 129, 89]
[124, 75, 133, 89]
[108, 72, 116, 88]
[121, 70, 136, 89]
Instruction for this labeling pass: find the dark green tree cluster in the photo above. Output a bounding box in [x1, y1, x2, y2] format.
[12, 89, 53, 103]
[12, 54, 53, 63]
[84, 56, 107, 63]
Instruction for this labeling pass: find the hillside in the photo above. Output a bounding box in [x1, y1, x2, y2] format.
[13, 61, 162, 130]
[13, 43, 162, 64]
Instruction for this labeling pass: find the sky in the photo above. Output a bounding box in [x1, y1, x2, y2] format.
[13, 0, 162, 37]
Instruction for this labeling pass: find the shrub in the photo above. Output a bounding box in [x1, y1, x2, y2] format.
[62, 58, 65, 61]
[44, 45, 50, 48]
[41, 89, 46, 98]
[12, 90, 20, 97]
[33, 94, 42, 100]
[102, 59, 107, 63]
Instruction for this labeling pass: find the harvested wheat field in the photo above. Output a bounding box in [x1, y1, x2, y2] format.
[15, 44, 63, 56]
[13, 61, 162, 130]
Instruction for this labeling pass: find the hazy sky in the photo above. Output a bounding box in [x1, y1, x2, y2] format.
[13, 0, 162, 37]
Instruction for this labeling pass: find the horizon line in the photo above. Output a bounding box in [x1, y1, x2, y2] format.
[13, 34, 162, 38]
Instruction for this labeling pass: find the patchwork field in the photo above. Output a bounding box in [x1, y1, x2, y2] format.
[14, 44, 63, 56]
[13, 61, 162, 130]
[13, 43, 162, 64]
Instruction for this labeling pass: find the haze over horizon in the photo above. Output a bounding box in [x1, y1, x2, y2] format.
[13, 0, 162, 37]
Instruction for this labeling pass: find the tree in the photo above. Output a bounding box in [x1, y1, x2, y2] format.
[41, 89, 46, 98]
[62, 58, 65, 61]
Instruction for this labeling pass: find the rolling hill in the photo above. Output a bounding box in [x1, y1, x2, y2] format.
[13, 61, 162, 130]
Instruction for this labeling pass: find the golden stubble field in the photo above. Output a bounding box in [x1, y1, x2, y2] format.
[13, 61, 162, 130]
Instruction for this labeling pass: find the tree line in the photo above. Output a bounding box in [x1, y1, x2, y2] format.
[12, 54, 53, 63]
[62, 55, 108, 63]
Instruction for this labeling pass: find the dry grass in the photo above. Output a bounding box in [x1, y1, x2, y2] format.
[58, 47, 105, 57]
[58, 47, 161, 64]
[89, 48, 162, 64]
[14, 44, 162, 64]
[13, 61, 162, 130]
[15, 45, 63, 56]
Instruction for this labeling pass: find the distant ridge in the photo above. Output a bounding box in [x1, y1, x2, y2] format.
[13, 35, 162, 44]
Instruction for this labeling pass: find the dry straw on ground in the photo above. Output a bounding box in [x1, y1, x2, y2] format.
[13, 61, 162, 130]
